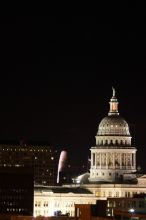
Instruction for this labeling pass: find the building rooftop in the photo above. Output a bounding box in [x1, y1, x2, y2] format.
[35, 186, 92, 194]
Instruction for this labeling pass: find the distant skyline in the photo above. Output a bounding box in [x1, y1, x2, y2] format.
[0, 16, 146, 171]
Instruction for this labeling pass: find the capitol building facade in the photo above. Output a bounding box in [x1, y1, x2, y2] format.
[89, 87, 137, 183]
[34, 88, 146, 217]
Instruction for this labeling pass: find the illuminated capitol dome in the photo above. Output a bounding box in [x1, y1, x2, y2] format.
[89, 88, 137, 183]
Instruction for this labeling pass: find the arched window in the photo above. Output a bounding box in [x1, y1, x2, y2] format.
[108, 191, 112, 197]
[115, 140, 118, 145]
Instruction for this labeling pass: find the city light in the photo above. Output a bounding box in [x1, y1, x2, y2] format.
[129, 208, 135, 213]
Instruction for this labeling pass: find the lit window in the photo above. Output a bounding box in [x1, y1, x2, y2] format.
[108, 191, 112, 197]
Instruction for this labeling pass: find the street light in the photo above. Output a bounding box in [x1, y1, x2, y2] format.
[129, 208, 135, 213]
[129, 208, 135, 220]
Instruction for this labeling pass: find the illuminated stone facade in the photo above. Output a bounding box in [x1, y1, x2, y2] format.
[34, 186, 95, 217]
[34, 178, 146, 217]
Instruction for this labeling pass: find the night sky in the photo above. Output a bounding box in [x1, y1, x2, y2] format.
[0, 15, 146, 172]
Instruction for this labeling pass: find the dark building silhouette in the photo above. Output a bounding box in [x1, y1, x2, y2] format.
[0, 167, 34, 215]
[75, 201, 107, 219]
[0, 141, 59, 186]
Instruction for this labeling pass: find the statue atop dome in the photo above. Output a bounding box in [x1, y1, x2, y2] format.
[112, 87, 116, 97]
[108, 87, 119, 116]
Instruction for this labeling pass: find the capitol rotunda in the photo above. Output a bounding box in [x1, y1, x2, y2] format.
[89, 88, 137, 183]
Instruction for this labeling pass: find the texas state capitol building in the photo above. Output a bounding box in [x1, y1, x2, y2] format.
[34, 88, 146, 217]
